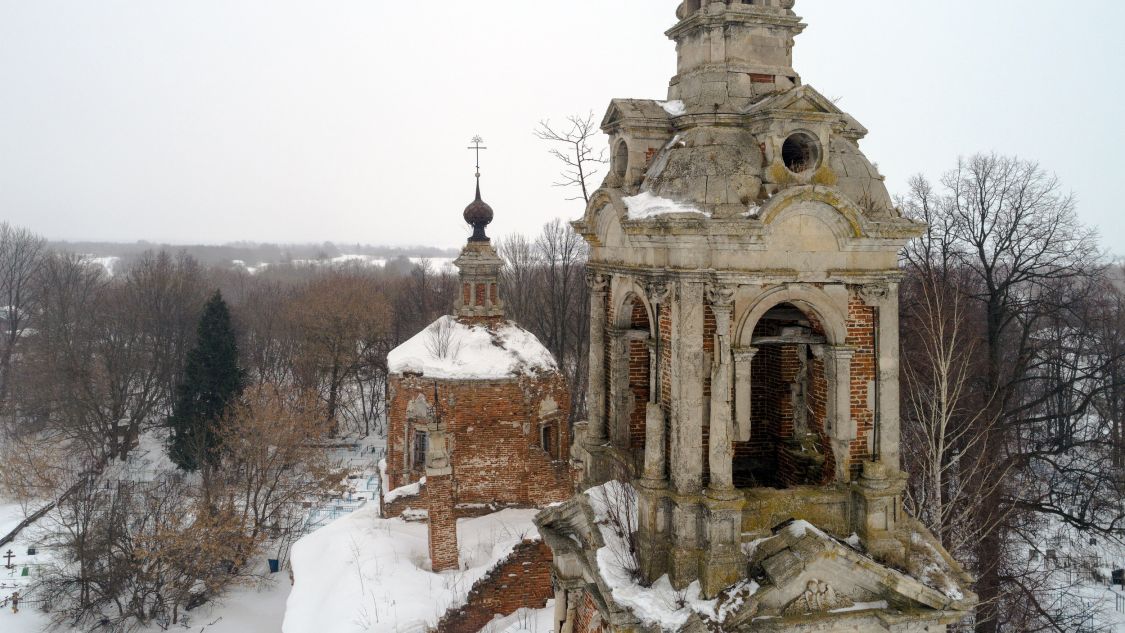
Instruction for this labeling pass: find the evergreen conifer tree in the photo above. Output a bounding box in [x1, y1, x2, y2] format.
[167, 290, 243, 471]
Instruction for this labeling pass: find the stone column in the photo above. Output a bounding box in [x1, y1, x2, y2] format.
[585, 273, 609, 446]
[637, 281, 672, 584]
[670, 280, 705, 495]
[607, 328, 631, 449]
[706, 283, 737, 496]
[825, 345, 856, 482]
[642, 280, 671, 484]
[862, 281, 902, 469]
[733, 347, 758, 442]
[669, 280, 705, 590]
[701, 283, 746, 598]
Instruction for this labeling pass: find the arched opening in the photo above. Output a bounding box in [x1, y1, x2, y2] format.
[733, 303, 835, 488]
[782, 131, 820, 174]
[610, 293, 654, 455]
[613, 140, 629, 180]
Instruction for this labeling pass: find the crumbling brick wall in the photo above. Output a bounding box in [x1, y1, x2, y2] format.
[433, 540, 554, 633]
[384, 370, 573, 518]
[846, 290, 877, 480]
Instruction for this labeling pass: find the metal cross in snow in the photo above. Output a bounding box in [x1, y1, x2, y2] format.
[467, 135, 488, 181]
[3, 550, 13, 569]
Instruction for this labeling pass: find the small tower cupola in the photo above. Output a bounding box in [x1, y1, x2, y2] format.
[669, 0, 805, 111]
[454, 135, 504, 322]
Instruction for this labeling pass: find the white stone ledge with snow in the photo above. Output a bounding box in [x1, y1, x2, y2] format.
[623, 191, 710, 220]
[388, 315, 557, 380]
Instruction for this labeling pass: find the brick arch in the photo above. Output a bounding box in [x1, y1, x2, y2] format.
[612, 285, 654, 331]
[735, 285, 846, 347]
[611, 288, 654, 452]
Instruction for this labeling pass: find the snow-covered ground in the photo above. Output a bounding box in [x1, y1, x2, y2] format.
[241, 255, 456, 274]
[283, 507, 541, 633]
[0, 432, 385, 633]
[479, 601, 555, 633]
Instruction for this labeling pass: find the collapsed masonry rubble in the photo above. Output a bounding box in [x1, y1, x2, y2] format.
[535, 1, 977, 631]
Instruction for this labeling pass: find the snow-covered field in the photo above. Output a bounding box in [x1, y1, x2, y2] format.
[234, 255, 456, 275]
[284, 507, 541, 633]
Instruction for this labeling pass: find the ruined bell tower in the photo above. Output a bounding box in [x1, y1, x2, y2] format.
[537, 1, 976, 630]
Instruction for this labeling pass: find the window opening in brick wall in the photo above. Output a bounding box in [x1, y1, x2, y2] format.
[412, 430, 429, 472]
[541, 425, 554, 459]
[734, 302, 833, 489]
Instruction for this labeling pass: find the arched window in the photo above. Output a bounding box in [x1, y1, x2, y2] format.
[613, 140, 629, 179]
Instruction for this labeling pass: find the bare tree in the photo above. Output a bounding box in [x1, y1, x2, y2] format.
[900, 154, 1124, 633]
[534, 112, 607, 204]
[0, 223, 46, 409]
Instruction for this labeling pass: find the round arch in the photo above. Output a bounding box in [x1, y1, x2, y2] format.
[736, 285, 847, 347]
[612, 283, 655, 331]
[757, 185, 872, 241]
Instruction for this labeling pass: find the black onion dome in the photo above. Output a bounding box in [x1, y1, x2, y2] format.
[463, 182, 494, 242]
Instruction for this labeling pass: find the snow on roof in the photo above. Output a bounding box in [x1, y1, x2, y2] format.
[284, 506, 541, 633]
[623, 191, 711, 220]
[659, 100, 686, 117]
[388, 315, 558, 380]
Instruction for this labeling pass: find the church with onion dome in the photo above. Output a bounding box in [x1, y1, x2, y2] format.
[381, 162, 576, 572]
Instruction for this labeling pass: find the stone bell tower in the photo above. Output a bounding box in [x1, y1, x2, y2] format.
[536, 2, 975, 630]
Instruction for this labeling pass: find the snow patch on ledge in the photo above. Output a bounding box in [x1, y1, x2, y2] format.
[388, 315, 558, 380]
[384, 477, 425, 504]
[624, 191, 710, 220]
[659, 100, 686, 116]
[586, 482, 757, 630]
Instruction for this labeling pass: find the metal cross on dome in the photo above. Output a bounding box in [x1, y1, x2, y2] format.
[467, 135, 488, 182]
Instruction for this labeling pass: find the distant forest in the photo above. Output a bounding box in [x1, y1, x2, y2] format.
[49, 240, 459, 271]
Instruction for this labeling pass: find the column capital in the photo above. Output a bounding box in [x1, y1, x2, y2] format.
[733, 346, 760, 362]
[645, 278, 674, 306]
[587, 271, 610, 294]
[705, 281, 736, 310]
[859, 281, 892, 305]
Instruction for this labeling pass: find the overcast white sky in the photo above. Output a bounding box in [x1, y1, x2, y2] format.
[1, 0, 1122, 253]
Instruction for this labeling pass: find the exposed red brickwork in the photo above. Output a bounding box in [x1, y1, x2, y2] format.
[733, 302, 835, 488]
[382, 486, 426, 518]
[462, 283, 471, 306]
[475, 283, 486, 306]
[846, 290, 877, 479]
[574, 589, 605, 633]
[434, 540, 554, 633]
[627, 298, 651, 450]
[385, 369, 573, 514]
[428, 475, 458, 572]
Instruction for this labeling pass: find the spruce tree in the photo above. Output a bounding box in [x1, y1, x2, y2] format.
[167, 290, 243, 471]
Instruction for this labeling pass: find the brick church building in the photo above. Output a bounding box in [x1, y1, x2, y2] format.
[383, 174, 574, 572]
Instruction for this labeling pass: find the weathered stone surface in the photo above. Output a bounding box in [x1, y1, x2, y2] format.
[538, 0, 975, 630]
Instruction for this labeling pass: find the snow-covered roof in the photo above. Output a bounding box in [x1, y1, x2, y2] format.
[388, 315, 558, 380]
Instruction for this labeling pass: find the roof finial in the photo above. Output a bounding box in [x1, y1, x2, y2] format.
[463, 135, 494, 242]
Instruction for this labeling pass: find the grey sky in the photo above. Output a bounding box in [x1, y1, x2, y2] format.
[1, 1, 1122, 253]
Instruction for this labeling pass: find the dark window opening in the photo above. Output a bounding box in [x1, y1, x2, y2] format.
[412, 431, 428, 471]
[541, 426, 554, 459]
[782, 132, 820, 174]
